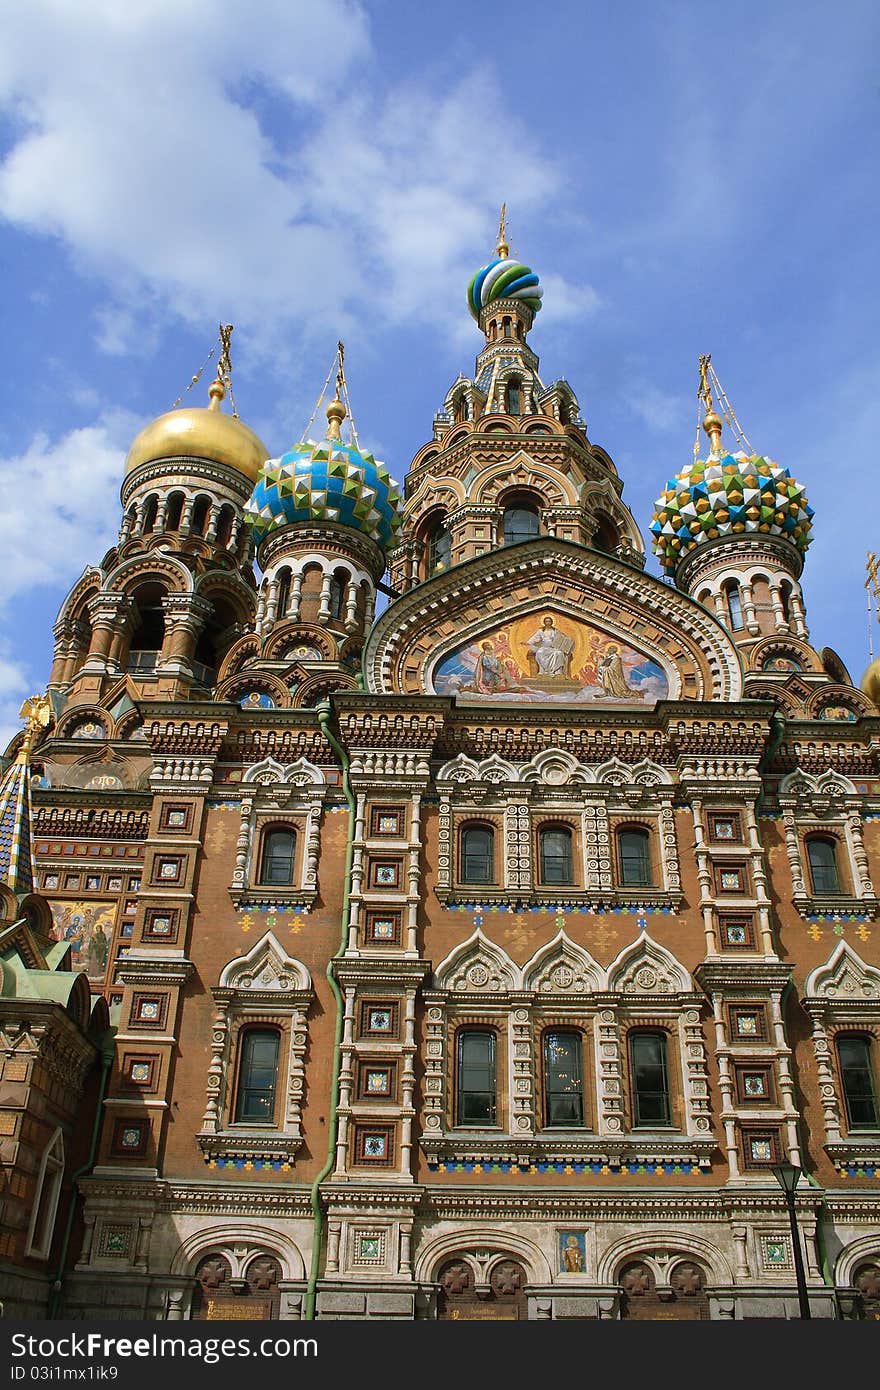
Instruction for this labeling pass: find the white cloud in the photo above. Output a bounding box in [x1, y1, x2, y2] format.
[0, 411, 137, 602]
[628, 383, 692, 434]
[0, 2, 594, 354]
[0, 647, 34, 753]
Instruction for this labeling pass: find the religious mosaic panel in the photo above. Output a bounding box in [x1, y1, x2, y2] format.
[49, 899, 114, 979]
[431, 611, 668, 704]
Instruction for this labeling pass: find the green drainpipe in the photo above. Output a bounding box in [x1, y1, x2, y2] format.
[47, 1030, 115, 1318]
[305, 701, 355, 1321]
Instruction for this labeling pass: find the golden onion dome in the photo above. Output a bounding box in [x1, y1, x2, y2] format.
[860, 655, 880, 709]
[124, 378, 269, 483]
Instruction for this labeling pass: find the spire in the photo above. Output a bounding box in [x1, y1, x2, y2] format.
[0, 695, 49, 897]
[208, 323, 236, 415]
[325, 340, 348, 441]
[698, 353, 724, 455]
[496, 202, 509, 259]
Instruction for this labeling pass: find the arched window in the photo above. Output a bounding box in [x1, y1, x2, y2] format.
[506, 378, 522, 415]
[593, 516, 619, 555]
[453, 394, 468, 423]
[190, 496, 211, 535]
[26, 1129, 64, 1259]
[502, 317, 512, 339]
[428, 521, 452, 574]
[543, 1031, 584, 1126]
[617, 828, 652, 887]
[259, 828, 296, 886]
[276, 570, 291, 618]
[328, 575, 345, 620]
[233, 1029, 280, 1124]
[539, 826, 574, 885]
[837, 1036, 878, 1129]
[780, 583, 792, 623]
[806, 836, 840, 895]
[165, 492, 185, 530]
[216, 505, 235, 547]
[629, 1032, 671, 1127]
[460, 825, 495, 884]
[724, 582, 744, 630]
[141, 495, 159, 534]
[502, 503, 539, 546]
[456, 1030, 497, 1125]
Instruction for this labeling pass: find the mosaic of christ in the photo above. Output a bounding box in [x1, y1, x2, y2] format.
[431, 611, 669, 705]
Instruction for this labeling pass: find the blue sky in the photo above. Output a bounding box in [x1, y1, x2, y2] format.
[1, 0, 878, 745]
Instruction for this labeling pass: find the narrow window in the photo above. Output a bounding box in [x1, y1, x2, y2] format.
[629, 1032, 670, 1127]
[26, 1130, 64, 1259]
[276, 570, 291, 617]
[191, 496, 210, 535]
[618, 829, 652, 887]
[234, 1030, 280, 1124]
[165, 493, 184, 530]
[428, 522, 452, 574]
[329, 576, 344, 620]
[141, 496, 158, 534]
[461, 825, 494, 884]
[725, 582, 744, 630]
[502, 505, 539, 546]
[506, 379, 522, 415]
[457, 1030, 497, 1125]
[540, 826, 573, 885]
[807, 837, 840, 895]
[544, 1031, 584, 1126]
[259, 829, 296, 886]
[780, 583, 792, 622]
[837, 1037, 879, 1129]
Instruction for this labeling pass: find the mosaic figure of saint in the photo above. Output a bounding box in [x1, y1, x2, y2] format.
[526, 616, 574, 677]
[598, 642, 631, 698]
[473, 641, 510, 693]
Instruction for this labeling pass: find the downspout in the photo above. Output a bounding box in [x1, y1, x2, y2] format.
[47, 1029, 115, 1318]
[305, 701, 355, 1321]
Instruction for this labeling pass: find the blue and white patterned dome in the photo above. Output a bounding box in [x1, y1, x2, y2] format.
[244, 433, 404, 551]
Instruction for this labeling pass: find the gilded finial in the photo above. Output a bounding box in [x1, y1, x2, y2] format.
[698, 353, 723, 454]
[16, 695, 51, 766]
[496, 203, 509, 259]
[208, 324, 234, 412]
[326, 340, 347, 440]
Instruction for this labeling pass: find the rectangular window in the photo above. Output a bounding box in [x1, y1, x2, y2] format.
[234, 1030, 280, 1125]
[457, 1030, 497, 1125]
[629, 1032, 671, 1127]
[618, 830, 652, 888]
[460, 826, 495, 884]
[358, 1062, 396, 1100]
[715, 863, 747, 894]
[359, 1002, 399, 1039]
[543, 1031, 584, 1126]
[735, 1064, 774, 1103]
[719, 914, 756, 949]
[370, 859, 402, 889]
[742, 1128, 780, 1168]
[539, 828, 574, 885]
[709, 813, 742, 843]
[371, 807, 404, 837]
[837, 1037, 879, 1129]
[365, 910, 401, 945]
[355, 1125, 395, 1165]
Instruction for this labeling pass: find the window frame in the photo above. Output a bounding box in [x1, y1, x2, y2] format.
[538, 824, 575, 887]
[25, 1128, 65, 1260]
[628, 1030, 672, 1128]
[459, 822, 496, 886]
[617, 827, 653, 889]
[233, 1027, 281, 1127]
[455, 1028, 498, 1127]
[258, 826, 297, 887]
[836, 1034, 879, 1130]
[542, 1029, 585, 1128]
[806, 835, 842, 896]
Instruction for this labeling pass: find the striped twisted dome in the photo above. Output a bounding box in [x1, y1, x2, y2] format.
[467, 256, 543, 319]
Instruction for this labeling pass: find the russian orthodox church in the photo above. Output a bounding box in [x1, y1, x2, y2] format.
[2, 218, 880, 1322]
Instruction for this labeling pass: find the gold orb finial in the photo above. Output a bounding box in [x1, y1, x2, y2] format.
[326, 340, 348, 440]
[699, 353, 723, 454]
[496, 202, 509, 259]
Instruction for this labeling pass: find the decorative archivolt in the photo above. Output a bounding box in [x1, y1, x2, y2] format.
[803, 940, 880, 1003]
[436, 749, 671, 789]
[432, 928, 692, 997]
[403, 478, 467, 523]
[597, 1230, 732, 1287]
[779, 768, 857, 803]
[522, 930, 604, 994]
[55, 566, 104, 625]
[241, 756, 326, 788]
[194, 570, 257, 626]
[105, 552, 193, 597]
[471, 453, 575, 508]
[219, 931, 312, 995]
[606, 934, 692, 995]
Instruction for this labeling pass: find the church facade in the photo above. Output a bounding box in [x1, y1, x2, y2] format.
[2, 230, 880, 1321]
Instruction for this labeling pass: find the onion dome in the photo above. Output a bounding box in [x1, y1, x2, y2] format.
[467, 256, 543, 320]
[243, 389, 404, 550]
[125, 376, 270, 484]
[861, 657, 880, 709]
[650, 450, 814, 576]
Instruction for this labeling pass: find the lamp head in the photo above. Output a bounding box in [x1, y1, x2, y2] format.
[772, 1161, 802, 1195]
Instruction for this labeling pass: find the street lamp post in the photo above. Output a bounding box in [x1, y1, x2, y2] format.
[772, 1162, 812, 1319]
